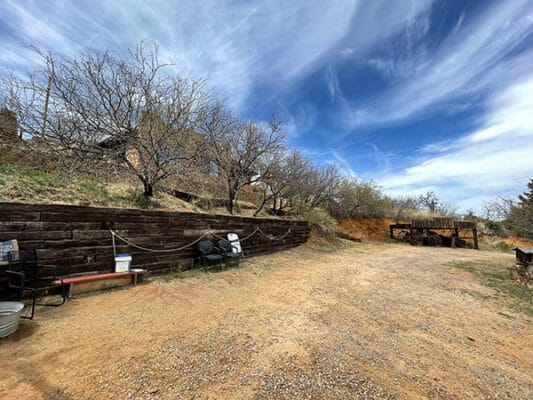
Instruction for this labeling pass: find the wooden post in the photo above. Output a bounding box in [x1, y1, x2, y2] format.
[473, 228, 479, 250]
[389, 225, 394, 239]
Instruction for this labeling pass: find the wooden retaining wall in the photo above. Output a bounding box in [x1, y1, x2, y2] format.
[0, 202, 309, 296]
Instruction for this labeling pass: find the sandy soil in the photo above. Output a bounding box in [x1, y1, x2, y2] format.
[0, 241, 531, 399]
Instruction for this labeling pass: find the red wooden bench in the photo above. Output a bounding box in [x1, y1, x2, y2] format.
[54, 270, 147, 298]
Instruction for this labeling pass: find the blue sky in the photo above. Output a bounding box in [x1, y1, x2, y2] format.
[1, 0, 532, 213]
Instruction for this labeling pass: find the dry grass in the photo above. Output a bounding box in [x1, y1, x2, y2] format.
[477, 234, 515, 253]
[0, 163, 275, 217]
[0, 163, 196, 211]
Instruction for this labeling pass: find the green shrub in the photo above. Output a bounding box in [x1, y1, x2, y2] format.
[293, 201, 336, 239]
[479, 236, 514, 253]
[484, 220, 509, 237]
[494, 241, 513, 252]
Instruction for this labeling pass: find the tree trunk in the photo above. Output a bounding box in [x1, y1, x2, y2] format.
[143, 180, 154, 197]
[254, 187, 271, 217]
[227, 185, 236, 214]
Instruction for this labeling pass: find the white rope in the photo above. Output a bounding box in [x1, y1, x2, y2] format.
[110, 230, 212, 253]
[208, 231, 229, 241]
[256, 227, 292, 240]
[214, 226, 291, 242]
[109, 225, 293, 254]
[238, 227, 261, 242]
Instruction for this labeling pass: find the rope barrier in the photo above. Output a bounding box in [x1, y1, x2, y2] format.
[256, 227, 292, 240]
[207, 230, 230, 241]
[109, 225, 293, 255]
[110, 230, 211, 254]
[238, 227, 261, 242]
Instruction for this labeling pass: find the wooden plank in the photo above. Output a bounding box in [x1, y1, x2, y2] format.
[41, 212, 170, 223]
[0, 221, 44, 231]
[17, 240, 46, 250]
[0, 231, 72, 240]
[66, 275, 134, 297]
[0, 221, 104, 231]
[44, 238, 111, 249]
[0, 211, 41, 221]
[72, 230, 113, 240]
[53, 262, 115, 276]
[37, 246, 114, 259]
[113, 222, 185, 230]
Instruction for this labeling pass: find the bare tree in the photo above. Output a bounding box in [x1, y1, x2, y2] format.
[435, 200, 458, 217]
[252, 149, 284, 216]
[298, 164, 342, 209]
[484, 194, 519, 221]
[485, 180, 533, 238]
[419, 191, 438, 214]
[253, 150, 313, 216]
[199, 102, 286, 214]
[3, 43, 208, 197]
[0, 70, 46, 140]
[391, 195, 421, 222]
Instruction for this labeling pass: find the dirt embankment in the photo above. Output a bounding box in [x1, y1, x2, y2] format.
[337, 217, 397, 240]
[503, 236, 533, 248]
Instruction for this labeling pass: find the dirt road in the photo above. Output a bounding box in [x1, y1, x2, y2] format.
[1, 241, 531, 399]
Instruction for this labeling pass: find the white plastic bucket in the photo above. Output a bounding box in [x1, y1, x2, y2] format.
[114, 253, 132, 272]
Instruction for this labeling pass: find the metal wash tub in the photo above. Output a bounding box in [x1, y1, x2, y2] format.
[0, 302, 25, 338]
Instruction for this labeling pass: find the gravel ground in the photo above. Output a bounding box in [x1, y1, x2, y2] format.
[0, 241, 531, 399]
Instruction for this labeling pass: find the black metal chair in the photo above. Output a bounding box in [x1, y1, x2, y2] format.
[6, 249, 66, 319]
[218, 239, 242, 268]
[196, 240, 224, 273]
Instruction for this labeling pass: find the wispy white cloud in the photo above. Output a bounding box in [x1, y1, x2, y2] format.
[324, 65, 339, 102]
[365, 12, 431, 82]
[379, 73, 533, 212]
[335, 1, 435, 59]
[450, 9, 466, 39]
[365, 142, 392, 174]
[0, 0, 362, 110]
[1, 0, 439, 111]
[330, 149, 357, 177]
[346, 0, 533, 127]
